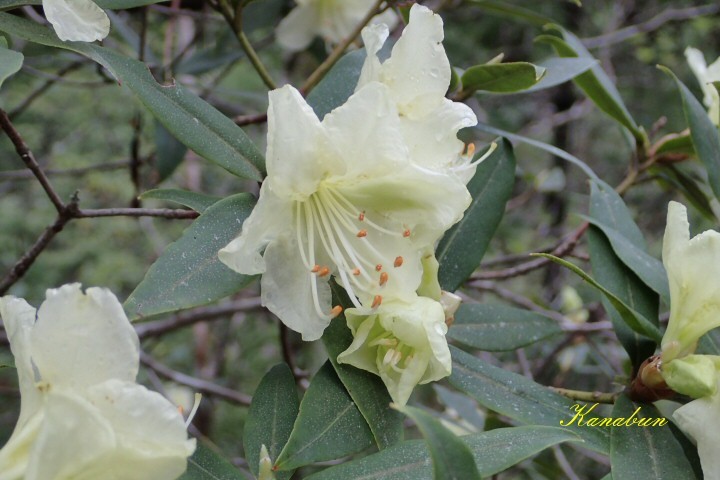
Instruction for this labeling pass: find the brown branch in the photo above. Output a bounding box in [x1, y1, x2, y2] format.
[136, 298, 262, 338]
[75, 208, 198, 219]
[233, 112, 267, 126]
[582, 4, 720, 49]
[140, 351, 252, 406]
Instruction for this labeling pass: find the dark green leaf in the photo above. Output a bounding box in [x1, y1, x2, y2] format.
[274, 362, 374, 471]
[525, 57, 597, 92]
[0, 38, 21, 89]
[154, 121, 188, 182]
[461, 62, 544, 94]
[124, 193, 254, 320]
[447, 303, 563, 351]
[0, 13, 265, 180]
[306, 49, 365, 120]
[610, 395, 696, 480]
[244, 364, 299, 480]
[467, 0, 554, 26]
[536, 27, 644, 143]
[653, 132, 694, 156]
[660, 66, 720, 202]
[653, 165, 715, 221]
[323, 315, 404, 450]
[436, 140, 515, 291]
[449, 346, 610, 454]
[395, 405, 480, 480]
[304, 425, 581, 480]
[536, 254, 661, 341]
[140, 189, 221, 213]
[180, 443, 251, 480]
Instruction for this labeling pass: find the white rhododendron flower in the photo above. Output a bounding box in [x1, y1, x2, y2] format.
[337, 295, 451, 405]
[0, 284, 195, 480]
[660, 201, 720, 363]
[357, 4, 480, 183]
[276, 0, 398, 52]
[219, 83, 470, 341]
[44, 0, 110, 42]
[674, 385, 720, 480]
[685, 47, 720, 125]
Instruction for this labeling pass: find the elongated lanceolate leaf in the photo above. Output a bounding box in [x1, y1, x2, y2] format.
[307, 49, 365, 120]
[244, 364, 299, 480]
[0, 13, 265, 180]
[461, 62, 545, 94]
[525, 57, 597, 92]
[124, 193, 255, 320]
[0, 38, 21, 90]
[274, 362, 374, 471]
[447, 303, 562, 351]
[437, 140, 515, 291]
[180, 443, 252, 480]
[140, 189, 221, 213]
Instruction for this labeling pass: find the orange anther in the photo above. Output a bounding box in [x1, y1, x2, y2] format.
[311, 265, 320, 273]
[357, 229, 368, 238]
[465, 142, 476, 157]
[394, 256, 403, 267]
[379, 272, 388, 286]
[330, 305, 343, 318]
[403, 229, 411, 237]
[371, 295, 383, 309]
[177, 405, 184, 415]
[318, 267, 330, 277]
[352, 268, 361, 276]
[375, 264, 383, 271]
[358, 211, 365, 221]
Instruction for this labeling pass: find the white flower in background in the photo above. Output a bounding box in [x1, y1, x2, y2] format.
[337, 295, 451, 405]
[219, 83, 470, 341]
[685, 47, 720, 125]
[357, 4, 480, 183]
[0, 284, 195, 480]
[660, 201, 720, 364]
[276, 0, 398, 52]
[673, 385, 720, 480]
[43, 0, 110, 42]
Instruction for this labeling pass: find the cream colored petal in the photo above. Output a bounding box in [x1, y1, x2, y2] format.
[0, 411, 43, 480]
[26, 390, 116, 480]
[218, 181, 293, 275]
[29, 284, 139, 389]
[266, 85, 341, 199]
[275, 4, 318, 52]
[0, 297, 42, 431]
[78, 380, 195, 480]
[337, 311, 380, 374]
[380, 4, 449, 118]
[261, 233, 332, 341]
[673, 388, 720, 480]
[43, 0, 109, 42]
[357, 23, 389, 90]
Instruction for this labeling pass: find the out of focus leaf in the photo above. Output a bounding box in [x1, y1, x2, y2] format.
[525, 57, 597, 92]
[0, 37, 22, 90]
[461, 62, 545, 94]
[154, 121, 188, 182]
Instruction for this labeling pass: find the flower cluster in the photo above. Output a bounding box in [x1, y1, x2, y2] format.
[0, 284, 195, 479]
[220, 4, 484, 405]
[655, 202, 720, 480]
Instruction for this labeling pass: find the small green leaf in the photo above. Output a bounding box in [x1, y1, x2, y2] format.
[610, 395, 697, 480]
[244, 364, 299, 480]
[461, 62, 545, 94]
[436, 140, 515, 291]
[534, 254, 662, 342]
[180, 442, 252, 480]
[274, 362, 374, 471]
[449, 346, 610, 454]
[394, 404, 481, 480]
[536, 27, 644, 143]
[0, 38, 22, 90]
[525, 57, 597, 92]
[447, 303, 563, 351]
[323, 314, 404, 450]
[304, 425, 581, 480]
[140, 189, 221, 213]
[124, 193, 254, 320]
[660, 65, 720, 202]
[0, 13, 265, 180]
[653, 132, 694, 156]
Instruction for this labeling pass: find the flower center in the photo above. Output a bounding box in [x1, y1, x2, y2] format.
[294, 184, 411, 320]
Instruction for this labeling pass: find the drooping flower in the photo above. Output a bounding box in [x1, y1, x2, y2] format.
[337, 295, 451, 405]
[685, 47, 720, 125]
[0, 284, 195, 480]
[276, 0, 398, 52]
[660, 201, 720, 364]
[43, 0, 110, 42]
[673, 385, 720, 480]
[219, 83, 471, 341]
[357, 4, 480, 183]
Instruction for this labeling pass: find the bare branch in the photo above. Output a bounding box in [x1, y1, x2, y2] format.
[75, 208, 198, 219]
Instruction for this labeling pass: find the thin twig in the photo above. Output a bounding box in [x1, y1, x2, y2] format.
[75, 208, 198, 219]
[140, 351, 252, 406]
[234, 112, 267, 126]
